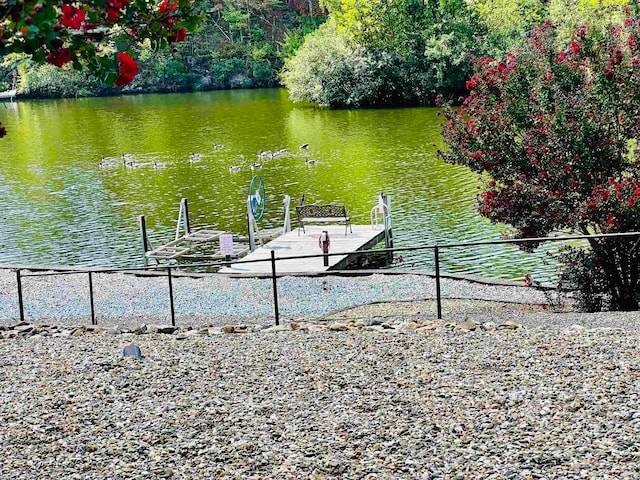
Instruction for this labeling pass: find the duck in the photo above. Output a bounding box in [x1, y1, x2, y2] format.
[214, 144, 224, 150]
[121, 154, 138, 167]
[258, 150, 273, 159]
[273, 148, 288, 158]
[189, 152, 203, 163]
[299, 143, 309, 150]
[100, 155, 118, 166]
[250, 162, 263, 170]
[153, 161, 166, 169]
[229, 165, 241, 172]
[305, 157, 318, 166]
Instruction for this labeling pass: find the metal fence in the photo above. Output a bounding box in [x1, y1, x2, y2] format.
[4, 231, 640, 326]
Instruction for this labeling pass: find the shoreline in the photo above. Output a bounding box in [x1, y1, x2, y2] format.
[0, 269, 551, 327]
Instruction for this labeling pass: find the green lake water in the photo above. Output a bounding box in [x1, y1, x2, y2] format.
[0, 88, 558, 281]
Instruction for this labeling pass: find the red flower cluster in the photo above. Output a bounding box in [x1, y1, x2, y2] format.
[106, 0, 130, 21]
[61, 4, 86, 29]
[159, 0, 178, 13]
[466, 75, 480, 91]
[170, 27, 187, 42]
[114, 52, 138, 87]
[580, 179, 640, 231]
[158, 0, 187, 43]
[46, 48, 72, 67]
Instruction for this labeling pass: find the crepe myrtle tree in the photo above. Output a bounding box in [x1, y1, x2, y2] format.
[0, 0, 202, 137]
[439, 17, 640, 310]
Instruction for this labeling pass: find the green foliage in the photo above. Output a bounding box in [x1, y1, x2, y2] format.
[211, 57, 245, 82]
[560, 247, 612, 312]
[280, 20, 356, 107]
[284, 0, 635, 109]
[278, 15, 325, 59]
[3, 0, 324, 96]
[282, 0, 481, 107]
[547, 0, 632, 42]
[252, 62, 274, 81]
[0, 0, 202, 86]
[20, 63, 99, 98]
[6, 0, 634, 109]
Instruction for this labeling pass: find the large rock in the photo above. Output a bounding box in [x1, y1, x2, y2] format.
[157, 325, 179, 335]
[123, 344, 143, 360]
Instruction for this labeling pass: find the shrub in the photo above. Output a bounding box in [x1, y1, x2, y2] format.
[439, 19, 640, 310]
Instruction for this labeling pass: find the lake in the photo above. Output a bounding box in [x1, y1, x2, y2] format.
[0, 88, 558, 281]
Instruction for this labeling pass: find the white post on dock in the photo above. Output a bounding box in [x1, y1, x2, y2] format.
[175, 198, 191, 241]
[382, 192, 393, 248]
[283, 195, 291, 234]
[247, 197, 256, 251]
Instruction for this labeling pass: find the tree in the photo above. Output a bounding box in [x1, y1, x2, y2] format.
[281, 0, 482, 107]
[439, 18, 640, 310]
[0, 0, 202, 137]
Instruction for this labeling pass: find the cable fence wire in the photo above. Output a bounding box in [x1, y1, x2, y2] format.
[0, 231, 638, 326]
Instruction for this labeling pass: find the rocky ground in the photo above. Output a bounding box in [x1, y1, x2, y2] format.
[1, 310, 640, 479]
[0, 269, 551, 326]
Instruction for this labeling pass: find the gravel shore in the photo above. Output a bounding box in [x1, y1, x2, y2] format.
[0, 269, 550, 326]
[1, 312, 640, 479]
[2, 269, 640, 478]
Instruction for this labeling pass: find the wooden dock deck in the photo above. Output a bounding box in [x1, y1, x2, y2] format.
[220, 224, 387, 275]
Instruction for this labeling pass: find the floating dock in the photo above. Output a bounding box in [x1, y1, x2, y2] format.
[220, 224, 388, 275]
[138, 189, 393, 274]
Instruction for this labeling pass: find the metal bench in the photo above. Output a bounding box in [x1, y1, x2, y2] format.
[295, 204, 352, 236]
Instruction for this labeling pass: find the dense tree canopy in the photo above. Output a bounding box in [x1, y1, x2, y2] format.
[282, 0, 481, 107]
[439, 18, 640, 310]
[3, 0, 636, 109]
[282, 0, 635, 108]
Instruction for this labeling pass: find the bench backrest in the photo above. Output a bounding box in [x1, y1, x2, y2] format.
[296, 204, 347, 218]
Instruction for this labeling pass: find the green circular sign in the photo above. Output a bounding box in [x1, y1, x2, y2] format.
[249, 175, 266, 221]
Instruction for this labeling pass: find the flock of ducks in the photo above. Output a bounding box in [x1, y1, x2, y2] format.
[99, 143, 318, 173]
[228, 143, 318, 173]
[98, 148, 221, 170]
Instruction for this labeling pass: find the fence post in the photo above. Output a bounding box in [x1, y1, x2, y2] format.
[88, 271, 96, 325]
[167, 267, 176, 327]
[434, 247, 442, 320]
[16, 269, 25, 323]
[270, 250, 280, 326]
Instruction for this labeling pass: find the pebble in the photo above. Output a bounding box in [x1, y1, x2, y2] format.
[0, 270, 553, 327]
[1, 320, 640, 478]
[1, 270, 640, 477]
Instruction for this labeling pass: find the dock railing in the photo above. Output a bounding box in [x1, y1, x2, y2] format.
[3, 231, 640, 327]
